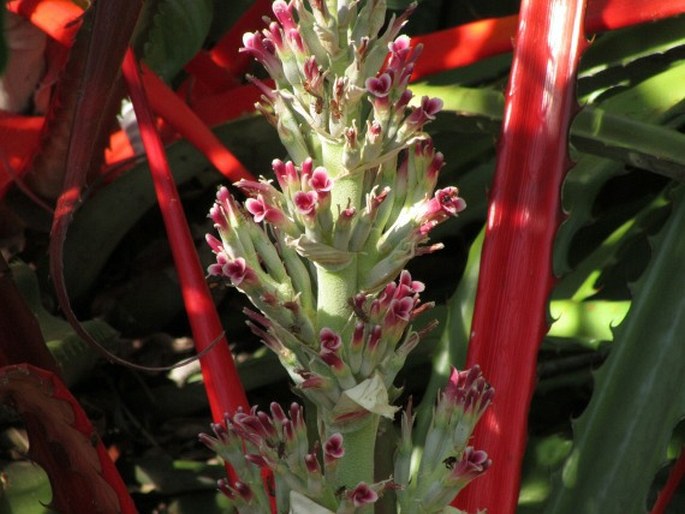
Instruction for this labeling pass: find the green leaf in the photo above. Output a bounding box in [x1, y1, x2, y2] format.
[553, 194, 671, 300]
[10, 261, 119, 387]
[548, 300, 629, 344]
[411, 79, 685, 181]
[142, 0, 213, 81]
[63, 116, 281, 300]
[413, 228, 483, 446]
[544, 185, 685, 514]
[0, 461, 54, 514]
[570, 107, 685, 181]
[578, 16, 685, 101]
[555, 60, 685, 274]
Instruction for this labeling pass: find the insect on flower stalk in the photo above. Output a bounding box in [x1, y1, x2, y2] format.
[201, 1, 493, 511]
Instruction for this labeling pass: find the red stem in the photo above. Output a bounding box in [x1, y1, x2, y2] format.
[454, 0, 588, 513]
[651, 447, 685, 514]
[140, 64, 256, 183]
[121, 48, 249, 422]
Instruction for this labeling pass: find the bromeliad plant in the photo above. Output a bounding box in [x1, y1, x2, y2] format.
[200, 0, 493, 512]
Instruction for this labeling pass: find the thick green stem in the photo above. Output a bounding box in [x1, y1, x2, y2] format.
[317, 141, 362, 334]
[330, 415, 380, 491]
[317, 141, 379, 499]
[317, 263, 357, 333]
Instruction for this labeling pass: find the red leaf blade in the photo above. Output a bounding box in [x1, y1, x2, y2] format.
[455, 0, 589, 512]
[0, 364, 137, 514]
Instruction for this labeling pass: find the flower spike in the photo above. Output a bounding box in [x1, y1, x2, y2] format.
[203, 1, 490, 511]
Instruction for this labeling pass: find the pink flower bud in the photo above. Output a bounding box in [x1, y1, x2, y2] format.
[370, 298, 382, 318]
[305, 452, 321, 474]
[270, 402, 288, 425]
[245, 194, 273, 223]
[320, 327, 342, 351]
[352, 322, 365, 349]
[272, 0, 296, 32]
[289, 402, 305, 430]
[349, 482, 379, 507]
[205, 233, 224, 254]
[451, 447, 491, 482]
[272, 158, 298, 192]
[443, 365, 494, 419]
[367, 324, 382, 350]
[217, 478, 235, 500]
[283, 420, 294, 442]
[209, 186, 239, 230]
[234, 481, 254, 502]
[240, 32, 282, 77]
[224, 257, 256, 286]
[309, 167, 333, 194]
[303, 56, 324, 95]
[264, 21, 284, 49]
[257, 411, 277, 439]
[390, 297, 414, 322]
[300, 157, 313, 179]
[389, 35, 411, 56]
[320, 349, 345, 370]
[368, 120, 382, 140]
[395, 89, 413, 112]
[399, 269, 425, 293]
[366, 73, 392, 98]
[324, 432, 345, 462]
[287, 28, 306, 53]
[294, 190, 318, 216]
[429, 151, 445, 176]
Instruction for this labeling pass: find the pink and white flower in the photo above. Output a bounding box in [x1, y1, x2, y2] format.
[293, 190, 318, 216]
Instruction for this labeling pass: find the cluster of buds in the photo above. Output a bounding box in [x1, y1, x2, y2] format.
[200, 402, 396, 512]
[394, 367, 493, 512]
[236, 269, 431, 430]
[203, 0, 491, 512]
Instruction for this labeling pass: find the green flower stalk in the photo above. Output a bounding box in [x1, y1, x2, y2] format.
[202, 1, 493, 511]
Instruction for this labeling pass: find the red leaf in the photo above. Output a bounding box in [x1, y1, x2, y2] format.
[121, 49, 249, 421]
[0, 114, 43, 197]
[651, 448, 685, 514]
[0, 364, 137, 514]
[140, 65, 255, 183]
[6, 0, 82, 46]
[455, 0, 589, 513]
[47, 0, 144, 370]
[0, 254, 60, 373]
